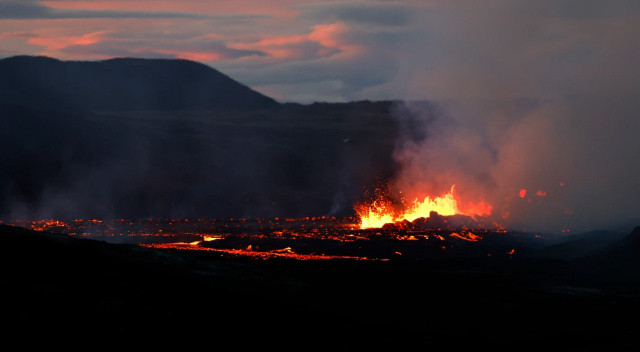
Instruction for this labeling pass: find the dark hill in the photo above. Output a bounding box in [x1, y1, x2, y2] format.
[0, 55, 278, 110]
[3, 224, 640, 350]
[524, 227, 640, 285]
[531, 230, 626, 260]
[0, 99, 402, 219]
[588, 226, 640, 263]
[626, 226, 640, 243]
[0, 56, 415, 219]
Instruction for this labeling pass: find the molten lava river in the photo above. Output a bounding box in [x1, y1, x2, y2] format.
[3, 184, 550, 260]
[6, 217, 546, 262]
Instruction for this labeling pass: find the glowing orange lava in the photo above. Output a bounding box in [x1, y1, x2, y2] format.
[355, 185, 492, 229]
[355, 199, 397, 230]
[142, 243, 387, 261]
[450, 232, 482, 242]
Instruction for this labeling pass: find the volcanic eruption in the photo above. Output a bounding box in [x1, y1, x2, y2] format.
[355, 184, 493, 229]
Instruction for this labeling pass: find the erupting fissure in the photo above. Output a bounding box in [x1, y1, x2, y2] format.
[355, 185, 492, 229]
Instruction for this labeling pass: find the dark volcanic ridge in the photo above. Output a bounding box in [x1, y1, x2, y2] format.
[0, 56, 406, 220]
[0, 55, 278, 110]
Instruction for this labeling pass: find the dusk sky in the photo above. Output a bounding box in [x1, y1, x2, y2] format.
[2, 0, 639, 102]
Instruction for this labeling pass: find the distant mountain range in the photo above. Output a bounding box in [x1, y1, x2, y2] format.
[0, 56, 412, 220]
[0, 56, 278, 110]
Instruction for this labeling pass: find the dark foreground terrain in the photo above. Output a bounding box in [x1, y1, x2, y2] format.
[2, 224, 640, 351]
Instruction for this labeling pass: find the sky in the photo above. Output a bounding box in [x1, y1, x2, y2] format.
[1, 0, 640, 232]
[0, 0, 635, 103]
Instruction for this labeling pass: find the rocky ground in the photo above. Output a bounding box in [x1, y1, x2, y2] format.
[2, 223, 639, 350]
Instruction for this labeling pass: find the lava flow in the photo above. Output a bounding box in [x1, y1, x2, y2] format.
[6, 216, 539, 262]
[355, 185, 493, 229]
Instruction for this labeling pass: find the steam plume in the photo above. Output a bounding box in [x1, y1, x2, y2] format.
[390, 0, 640, 233]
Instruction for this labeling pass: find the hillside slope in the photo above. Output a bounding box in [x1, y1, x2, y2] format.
[0, 100, 402, 219]
[0, 56, 278, 110]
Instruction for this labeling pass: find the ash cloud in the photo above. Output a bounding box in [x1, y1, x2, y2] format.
[388, 0, 640, 234]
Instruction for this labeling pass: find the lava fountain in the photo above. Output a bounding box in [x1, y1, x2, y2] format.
[355, 185, 493, 229]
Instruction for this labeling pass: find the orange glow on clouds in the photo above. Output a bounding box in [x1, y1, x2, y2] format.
[18, 20, 353, 63]
[307, 22, 348, 49]
[229, 22, 351, 60]
[2, 2, 359, 64]
[27, 31, 110, 51]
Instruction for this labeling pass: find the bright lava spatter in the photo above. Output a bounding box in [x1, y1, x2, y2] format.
[355, 185, 493, 229]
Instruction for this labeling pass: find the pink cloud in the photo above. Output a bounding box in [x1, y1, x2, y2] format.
[229, 22, 351, 60]
[0, 32, 38, 39]
[307, 22, 347, 48]
[27, 30, 111, 51]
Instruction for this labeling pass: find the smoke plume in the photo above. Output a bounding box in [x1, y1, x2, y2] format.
[390, 0, 640, 233]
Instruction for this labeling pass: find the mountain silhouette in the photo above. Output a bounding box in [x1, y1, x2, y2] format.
[0, 56, 406, 219]
[562, 226, 640, 283]
[0, 56, 278, 110]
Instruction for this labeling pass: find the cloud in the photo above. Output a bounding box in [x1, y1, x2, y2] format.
[0, 1, 416, 100]
[30, 31, 267, 60]
[0, 31, 38, 39]
[299, 2, 412, 27]
[227, 22, 348, 61]
[215, 17, 409, 101]
[0, 1, 207, 19]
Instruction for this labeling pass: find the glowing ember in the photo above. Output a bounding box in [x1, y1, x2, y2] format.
[519, 189, 527, 198]
[450, 232, 482, 242]
[355, 185, 492, 229]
